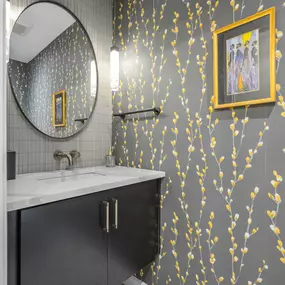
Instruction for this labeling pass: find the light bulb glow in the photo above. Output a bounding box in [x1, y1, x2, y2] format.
[90, 60, 97, 97]
[110, 46, 119, 91]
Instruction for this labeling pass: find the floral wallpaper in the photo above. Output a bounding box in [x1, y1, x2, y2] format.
[112, 0, 285, 284]
[9, 21, 97, 138]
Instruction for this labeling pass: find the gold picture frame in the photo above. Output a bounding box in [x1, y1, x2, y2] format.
[213, 7, 276, 109]
[52, 90, 66, 127]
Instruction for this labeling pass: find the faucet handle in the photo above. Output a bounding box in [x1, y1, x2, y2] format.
[54, 150, 64, 161]
[70, 150, 81, 160]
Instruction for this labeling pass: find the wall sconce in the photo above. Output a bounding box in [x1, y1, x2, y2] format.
[90, 60, 97, 97]
[110, 45, 119, 91]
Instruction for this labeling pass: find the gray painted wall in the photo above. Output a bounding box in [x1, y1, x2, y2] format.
[8, 0, 113, 174]
[113, 0, 285, 284]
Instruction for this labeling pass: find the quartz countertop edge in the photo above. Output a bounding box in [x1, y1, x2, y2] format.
[7, 166, 165, 212]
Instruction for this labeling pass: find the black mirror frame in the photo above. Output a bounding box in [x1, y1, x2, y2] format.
[8, 0, 99, 140]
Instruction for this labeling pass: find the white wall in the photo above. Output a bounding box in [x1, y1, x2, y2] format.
[0, 0, 7, 284]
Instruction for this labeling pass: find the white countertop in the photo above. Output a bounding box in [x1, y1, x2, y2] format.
[7, 166, 165, 212]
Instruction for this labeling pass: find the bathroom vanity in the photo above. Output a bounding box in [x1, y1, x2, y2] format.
[6, 2, 164, 284]
[7, 166, 165, 285]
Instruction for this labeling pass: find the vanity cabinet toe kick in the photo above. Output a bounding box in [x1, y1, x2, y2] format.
[8, 179, 162, 285]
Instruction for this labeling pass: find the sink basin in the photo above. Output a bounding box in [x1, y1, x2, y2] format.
[38, 171, 106, 181]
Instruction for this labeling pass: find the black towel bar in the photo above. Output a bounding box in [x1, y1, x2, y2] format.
[113, 107, 161, 119]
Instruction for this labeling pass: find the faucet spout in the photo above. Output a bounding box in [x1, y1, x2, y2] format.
[65, 153, 73, 169]
[54, 151, 74, 169]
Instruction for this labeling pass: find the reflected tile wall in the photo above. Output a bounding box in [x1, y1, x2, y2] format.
[7, 0, 113, 174]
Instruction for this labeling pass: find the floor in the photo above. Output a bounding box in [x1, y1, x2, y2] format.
[124, 276, 147, 285]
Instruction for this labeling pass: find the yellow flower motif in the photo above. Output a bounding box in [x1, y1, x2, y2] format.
[241, 247, 248, 254]
[208, 221, 213, 229]
[185, 233, 190, 241]
[210, 253, 216, 264]
[271, 180, 279, 188]
[211, 21, 217, 32]
[238, 174, 244, 181]
[257, 5, 264, 12]
[270, 225, 281, 235]
[275, 193, 282, 204]
[277, 50, 283, 60]
[252, 228, 258, 235]
[218, 277, 224, 283]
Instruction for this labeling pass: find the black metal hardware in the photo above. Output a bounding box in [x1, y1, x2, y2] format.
[113, 107, 161, 119]
[101, 201, 110, 233]
[74, 118, 88, 123]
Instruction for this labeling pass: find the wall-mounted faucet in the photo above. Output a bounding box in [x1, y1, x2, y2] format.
[54, 150, 81, 170]
[69, 150, 81, 161]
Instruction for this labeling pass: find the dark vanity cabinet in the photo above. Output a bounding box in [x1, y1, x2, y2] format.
[107, 182, 159, 285]
[21, 191, 109, 285]
[8, 180, 160, 285]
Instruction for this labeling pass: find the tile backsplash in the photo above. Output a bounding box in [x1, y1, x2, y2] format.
[7, 0, 113, 174]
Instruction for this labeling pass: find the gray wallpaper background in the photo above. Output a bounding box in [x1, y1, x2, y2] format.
[9, 21, 96, 138]
[7, 0, 113, 174]
[113, 0, 285, 284]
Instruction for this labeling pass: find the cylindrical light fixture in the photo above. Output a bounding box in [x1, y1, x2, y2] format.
[110, 45, 119, 91]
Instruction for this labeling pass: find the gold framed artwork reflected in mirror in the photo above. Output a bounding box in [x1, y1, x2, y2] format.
[52, 90, 66, 127]
[213, 7, 276, 109]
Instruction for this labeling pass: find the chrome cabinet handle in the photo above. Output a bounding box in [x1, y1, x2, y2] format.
[102, 201, 110, 233]
[112, 198, 118, 229]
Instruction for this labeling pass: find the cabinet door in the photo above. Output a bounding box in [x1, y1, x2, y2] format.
[21, 192, 108, 285]
[107, 180, 160, 285]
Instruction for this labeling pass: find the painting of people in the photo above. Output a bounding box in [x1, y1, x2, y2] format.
[227, 29, 259, 96]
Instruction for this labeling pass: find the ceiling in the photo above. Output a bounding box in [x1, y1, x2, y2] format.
[9, 3, 76, 63]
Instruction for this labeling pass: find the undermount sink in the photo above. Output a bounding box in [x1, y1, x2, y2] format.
[38, 171, 106, 181]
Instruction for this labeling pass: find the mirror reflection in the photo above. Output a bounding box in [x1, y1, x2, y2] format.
[8, 2, 98, 138]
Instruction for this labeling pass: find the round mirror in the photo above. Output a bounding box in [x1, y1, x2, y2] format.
[8, 2, 98, 139]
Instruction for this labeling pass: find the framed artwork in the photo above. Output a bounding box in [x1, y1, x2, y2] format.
[213, 7, 276, 109]
[52, 90, 66, 127]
